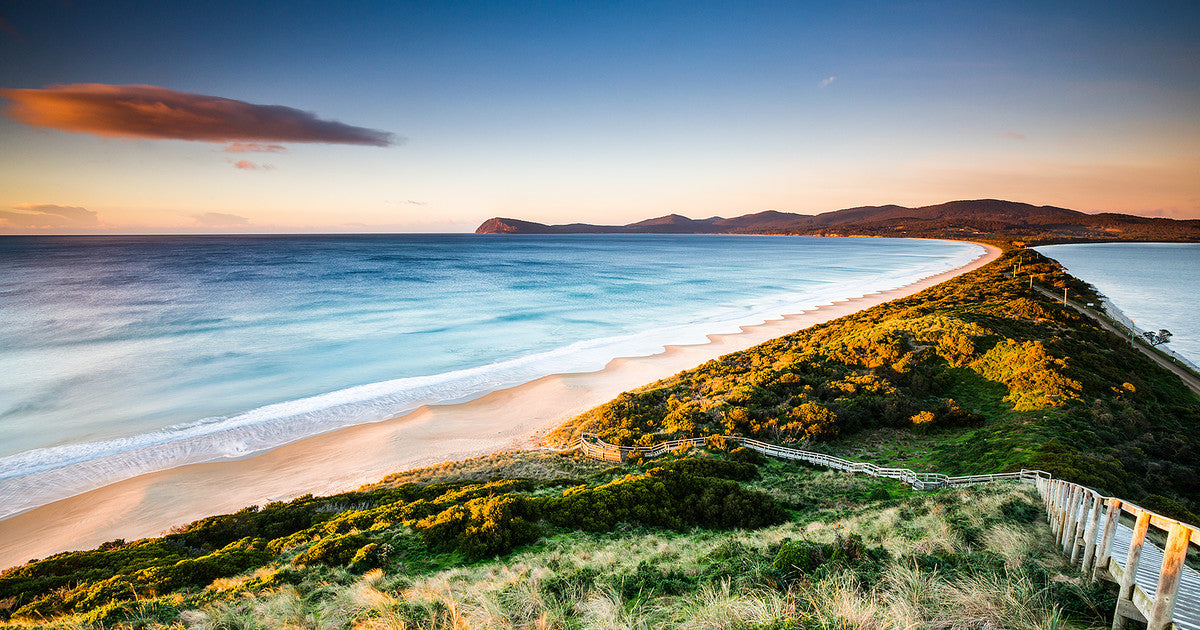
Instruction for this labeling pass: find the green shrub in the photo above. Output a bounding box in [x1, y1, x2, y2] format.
[293, 533, 372, 567]
[540, 567, 599, 605]
[771, 534, 889, 584]
[947, 513, 985, 547]
[416, 495, 540, 559]
[646, 457, 759, 481]
[868, 487, 892, 501]
[729, 446, 765, 465]
[1139, 494, 1200, 526]
[772, 539, 829, 578]
[544, 464, 785, 532]
[348, 542, 394, 572]
[616, 560, 695, 598]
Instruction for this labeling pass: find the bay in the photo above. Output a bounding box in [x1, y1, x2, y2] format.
[1035, 243, 1200, 367]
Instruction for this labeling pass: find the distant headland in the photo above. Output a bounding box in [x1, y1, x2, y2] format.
[476, 199, 1200, 243]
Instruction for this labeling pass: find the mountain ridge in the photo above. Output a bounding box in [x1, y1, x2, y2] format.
[476, 199, 1200, 242]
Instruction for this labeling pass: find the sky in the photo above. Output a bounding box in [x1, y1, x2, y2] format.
[0, 1, 1198, 234]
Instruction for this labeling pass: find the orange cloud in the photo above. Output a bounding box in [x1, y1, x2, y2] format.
[230, 159, 273, 171]
[0, 203, 100, 232]
[0, 84, 397, 146]
[223, 142, 286, 153]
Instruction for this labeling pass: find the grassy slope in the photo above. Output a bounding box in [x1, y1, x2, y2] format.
[3, 247, 1197, 629]
[0, 452, 1117, 630]
[554, 248, 1200, 521]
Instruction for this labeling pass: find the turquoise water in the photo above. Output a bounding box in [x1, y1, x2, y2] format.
[0, 235, 982, 517]
[1035, 243, 1200, 368]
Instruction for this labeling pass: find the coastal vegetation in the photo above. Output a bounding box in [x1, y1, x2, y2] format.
[0, 452, 1117, 629]
[0, 455, 784, 623]
[555, 249, 1200, 524]
[2, 246, 1197, 628]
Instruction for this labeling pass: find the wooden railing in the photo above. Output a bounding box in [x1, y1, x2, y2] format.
[1037, 477, 1200, 630]
[569, 433, 1048, 490]
[560, 433, 1200, 629]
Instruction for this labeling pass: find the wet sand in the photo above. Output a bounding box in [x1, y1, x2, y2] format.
[0, 243, 1001, 570]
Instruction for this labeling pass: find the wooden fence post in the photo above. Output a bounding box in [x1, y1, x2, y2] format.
[1060, 482, 1080, 549]
[1094, 499, 1121, 583]
[1146, 523, 1193, 630]
[1071, 486, 1086, 553]
[1071, 492, 1092, 565]
[1062, 485, 1081, 552]
[1054, 481, 1067, 536]
[1081, 492, 1103, 575]
[1062, 484, 1076, 546]
[1113, 510, 1151, 630]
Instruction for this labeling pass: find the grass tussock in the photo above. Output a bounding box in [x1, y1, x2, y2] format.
[8, 476, 1112, 630]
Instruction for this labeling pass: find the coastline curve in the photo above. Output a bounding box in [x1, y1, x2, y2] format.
[0, 241, 1001, 571]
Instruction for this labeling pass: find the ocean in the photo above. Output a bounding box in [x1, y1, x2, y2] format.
[1035, 243, 1200, 368]
[0, 234, 982, 517]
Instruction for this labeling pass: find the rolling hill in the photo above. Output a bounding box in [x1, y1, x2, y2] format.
[476, 199, 1200, 242]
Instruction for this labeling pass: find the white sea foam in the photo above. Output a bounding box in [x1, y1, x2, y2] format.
[0, 241, 983, 519]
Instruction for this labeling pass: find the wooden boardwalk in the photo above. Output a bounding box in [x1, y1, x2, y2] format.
[1103, 520, 1200, 630]
[567, 433, 1200, 629]
[1044, 477, 1200, 630]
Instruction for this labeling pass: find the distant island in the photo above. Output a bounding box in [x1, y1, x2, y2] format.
[477, 198, 1200, 243]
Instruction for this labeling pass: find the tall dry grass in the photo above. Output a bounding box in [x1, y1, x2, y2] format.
[19, 480, 1104, 630]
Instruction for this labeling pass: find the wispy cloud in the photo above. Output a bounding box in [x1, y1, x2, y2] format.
[818, 76, 836, 88]
[223, 142, 287, 153]
[228, 159, 274, 171]
[192, 212, 251, 227]
[0, 83, 398, 147]
[1003, 131, 1027, 140]
[0, 203, 100, 231]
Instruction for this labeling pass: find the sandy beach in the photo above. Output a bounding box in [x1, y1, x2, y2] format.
[0, 243, 1000, 570]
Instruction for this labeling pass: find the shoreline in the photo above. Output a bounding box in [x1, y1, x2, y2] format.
[1097, 296, 1200, 373]
[0, 243, 1001, 570]
[1033, 243, 1200, 372]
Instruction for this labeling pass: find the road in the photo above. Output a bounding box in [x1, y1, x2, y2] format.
[1031, 284, 1200, 398]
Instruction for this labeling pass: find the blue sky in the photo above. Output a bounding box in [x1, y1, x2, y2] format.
[1, 1, 1197, 233]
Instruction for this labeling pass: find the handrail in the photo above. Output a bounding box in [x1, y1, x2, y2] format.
[572, 433, 1048, 490]
[561, 432, 1196, 629]
[1036, 477, 1198, 630]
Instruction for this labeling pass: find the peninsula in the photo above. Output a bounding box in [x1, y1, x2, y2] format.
[3, 243, 1199, 630]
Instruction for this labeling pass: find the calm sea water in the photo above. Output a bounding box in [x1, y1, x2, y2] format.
[1035, 243, 1200, 367]
[0, 235, 982, 517]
